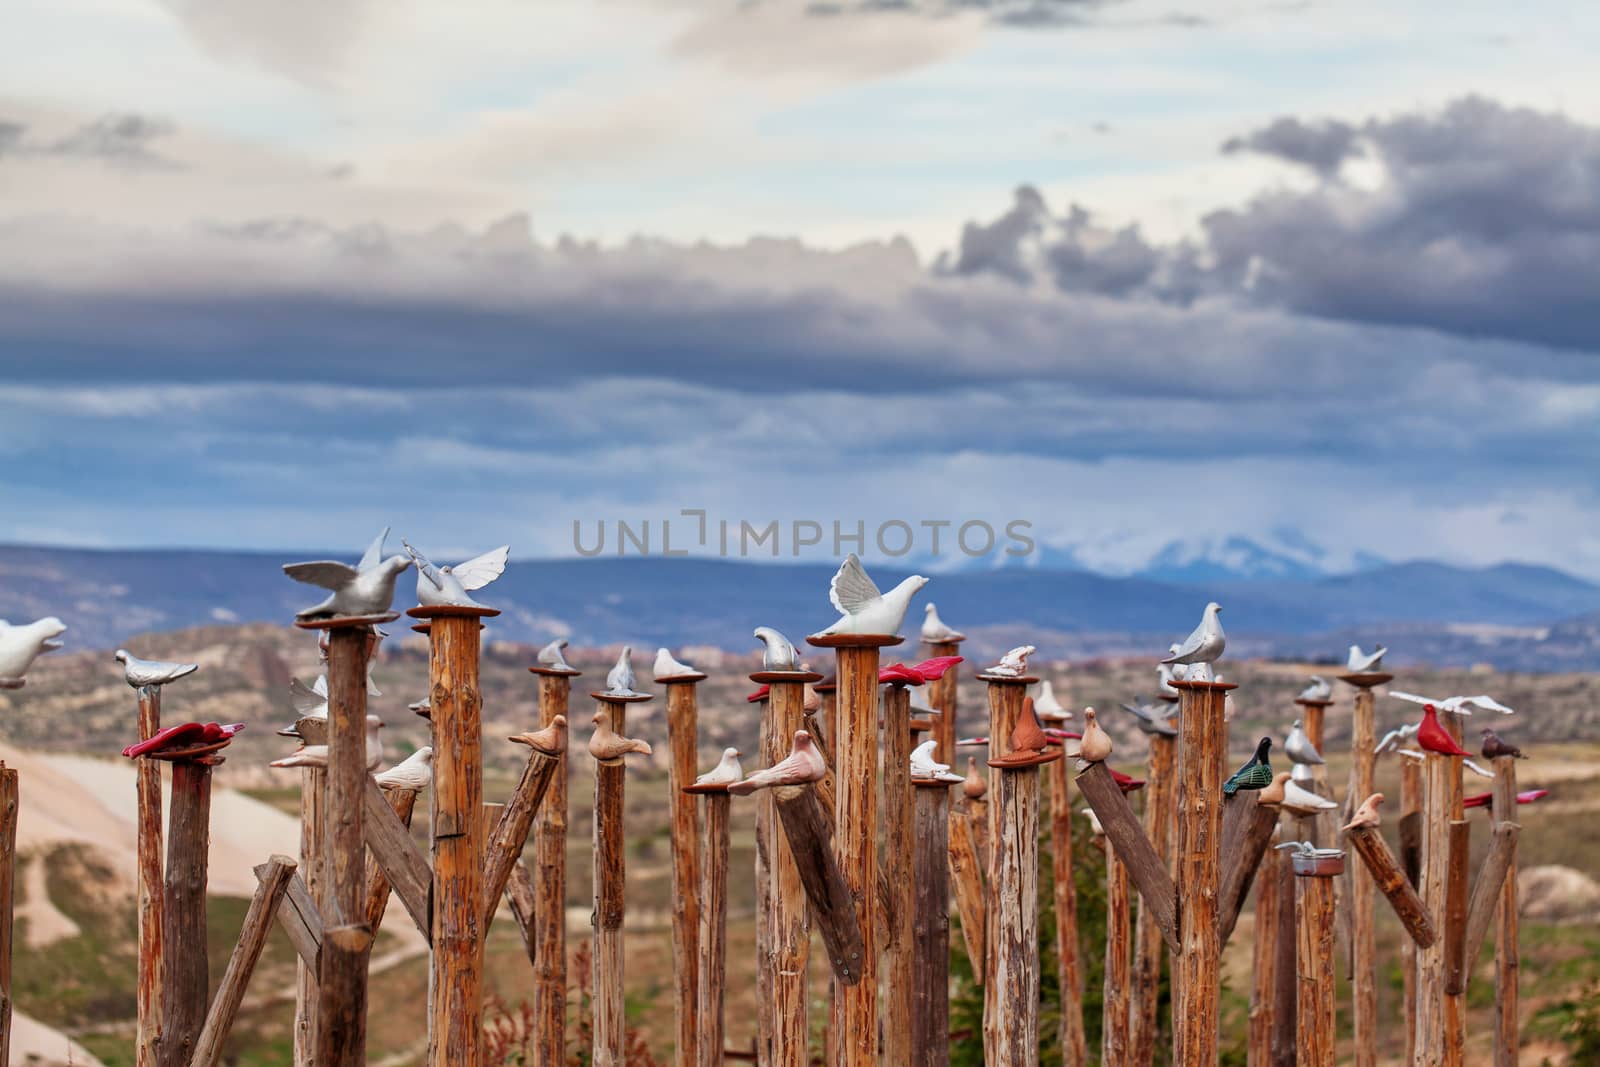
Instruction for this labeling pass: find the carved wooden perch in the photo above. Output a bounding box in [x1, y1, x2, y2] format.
[361, 776, 432, 937]
[772, 782, 865, 986]
[1449, 820, 1520, 995]
[1075, 760, 1179, 952]
[1345, 824, 1437, 948]
[482, 746, 561, 928]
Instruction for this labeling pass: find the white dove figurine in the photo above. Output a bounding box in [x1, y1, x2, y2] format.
[375, 746, 434, 791]
[989, 645, 1036, 678]
[0, 617, 67, 688]
[1162, 603, 1224, 682]
[1284, 720, 1326, 765]
[290, 676, 329, 719]
[284, 527, 414, 620]
[404, 540, 508, 609]
[271, 715, 384, 771]
[654, 647, 699, 680]
[910, 739, 963, 782]
[1347, 644, 1388, 674]
[692, 748, 745, 789]
[537, 638, 576, 671]
[1392, 691, 1514, 716]
[1156, 661, 1182, 698]
[921, 603, 966, 643]
[754, 627, 799, 671]
[1031, 680, 1072, 722]
[815, 554, 928, 637]
[1279, 778, 1338, 815]
[1375, 722, 1418, 755]
[115, 649, 198, 689]
[1298, 676, 1332, 702]
[605, 646, 645, 697]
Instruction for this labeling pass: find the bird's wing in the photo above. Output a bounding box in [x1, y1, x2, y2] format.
[1167, 624, 1204, 661]
[451, 545, 509, 591]
[313, 675, 328, 696]
[284, 561, 360, 590]
[828, 553, 881, 615]
[359, 527, 390, 572]
[404, 541, 444, 591]
[289, 678, 325, 715]
[1390, 691, 1431, 706]
[1462, 695, 1514, 715]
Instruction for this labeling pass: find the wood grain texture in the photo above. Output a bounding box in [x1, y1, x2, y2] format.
[982, 677, 1025, 1064]
[1248, 828, 1280, 1067]
[1492, 757, 1520, 1067]
[161, 758, 213, 1067]
[911, 783, 952, 1067]
[1401, 757, 1422, 1067]
[504, 862, 539, 965]
[1173, 681, 1230, 1067]
[1295, 872, 1337, 1067]
[315, 924, 375, 1067]
[1219, 792, 1280, 943]
[665, 679, 702, 1067]
[761, 680, 812, 1067]
[1348, 685, 1379, 1067]
[1415, 753, 1452, 1067]
[364, 785, 417, 932]
[592, 697, 630, 1067]
[258, 865, 323, 974]
[133, 689, 165, 1067]
[1455, 820, 1519, 992]
[947, 798, 986, 984]
[1270, 845, 1297, 1067]
[925, 638, 960, 765]
[533, 672, 572, 1067]
[1443, 817, 1471, 1066]
[362, 775, 432, 937]
[1047, 755, 1086, 1066]
[698, 793, 732, 1067]
[772, 785, 864, 985]
[0, 764, 16, 1067]
[1102, 839, 1132, 1067]
[1346, 825, 1436, 948]
[482, 747, 560, 929]
[191, 855, 297, 1067]
[1074, 761, 1178, 952]
[991, 765, 1041, 1067]
[1128, 735, 1173, 1067]
[882, 685, 914, 1067]
[294, 762, 325, 1067]
[323, 626, 370, 924]
[831, 643, 883, 1067]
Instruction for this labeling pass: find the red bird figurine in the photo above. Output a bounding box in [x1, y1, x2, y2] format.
[123, 721, 245, 759]
[747, 684, 770, 703]
[1110, 767, 1147, 793]
[1464, 788, 1548, 809]
[879, 656, 963, 686]
[1416, 703, 1472, 758]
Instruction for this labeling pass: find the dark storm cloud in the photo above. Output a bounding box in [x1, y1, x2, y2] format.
[1221, 115, 1361, 176]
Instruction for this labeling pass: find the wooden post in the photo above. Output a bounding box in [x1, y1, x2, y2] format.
[912, 779, 953, 1067]
[1345, 825, 1437, 948]
[1442, 818, 1470, 1067]
[411, 604, 497, 1067]
[769, 784, 864, 985]
[1172, 678, 1234, 1066]
[1400, 755, 1423, 1066]
[482, 745, 562, 928]
[1270, 843, 1297, 1067]
[591, 690, 650, 1067]
[1416, 752, 1452, 1067]
[1046, 754, 1086, 1065]
[663, 670, 707, 1067]
[365, 785, 419, 932]
[1102, 836, 1132, 1066]
[977, 669, 1031, 1063]
[1293, 851, 1342, 1067]
[317, 924, 376, 1067]
[1248, 828, 1281, 1067]
[1129, 732, 1174, 1066]
[989, 758, 1045, 1067]
[1220, 793, 1282, 943]
[923, 634, 963, 766]
[0, 762, 16, 1067]
[882, 683, 915, 1067]
[751, 670, 820, 1067]
[529, 662, 578, 1066]
[698, 789, 733, 1067]
[1455, 820, 1519, 988]
[162, 756, 216, 1067]
[1492, 756, 1520, 1067]
[806, 633, 899, 1067]
[133, 687, 166, 1067]
[292, 713, 327, 1067]
[1074, 762, 1178, 952]
[1336, 672, 1389, 1067]
[191, 855, 298, 1067]
[947, 794, 986, 980]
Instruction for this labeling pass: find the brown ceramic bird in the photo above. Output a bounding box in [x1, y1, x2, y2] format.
[1479, 728, 1525, 760]
[1078, 706, 1113, 763]
[988, 697, 1063, 768]
[588, 710, 652, 764]
[963, 758, 988, 800]
[1342, 791, 1384, 831]
[728, 730, 828, 794]
[1257, 771, 1292, 807]
[510, 714, 568, 755]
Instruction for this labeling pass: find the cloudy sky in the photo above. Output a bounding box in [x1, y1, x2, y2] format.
[2, 0, 1598, 578]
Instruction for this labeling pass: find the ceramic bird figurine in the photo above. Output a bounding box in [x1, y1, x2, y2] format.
[588, 709, 652, 763]
[1291, 761, 1316, 785]
[375, 747, 434, 791]
[1082, 808, 1105, 837]
[816, 554, 928, 637]
[1375, 722, 1418, 755]
[1464, 788, 1548, 809]
[1416, 704, 1473, 757]
[115, 649, 199, 689]
[653, 647, 698, 680]
[279, 714, 327, 743]
[1275, 840, 1343, 859]
[1222, 737, 1274, 795]
[1297, 676, 1332, 702]
[963, 758, 988, 800]
[404, 541, 508, 609]
[1118, 698, 1178, 738]
[1284, 720, 1325, 765]
[1343, 792, 1384, 830]
[880, 656, 963, 686]
[538, 638, 576, 671]
[0, 617, 67, 688]
[1163, 603, 1224, 682]
[1032, 680, 1072, 722]
[693, 748, 744, 789]
[123, 721, 245, 759]
[988, 697, 1062, 767]
[753, 626, 799, 671]
[1110, 767, 1147, 793]
[1077, 707, 1113, 763]
[989, 645, 1036, 678]
[1257, 771, 1290, 806]
[747, 684, 770, 703]
[604, 646, 645, 698]
[284, 527, 413, 620]
[509, 715, 568, 755]
[289, 676, 329, 719]
[728, 731, 828, 794]
[921, 603, 965, 643]
[1279, 777, 1338, 815]
[1347, 644, 1387, 673]
[269, 715, 384, 770]
[910, 739, 963, 782]
[1463, 757, 1494, 780]
[1480, 728, 1525, 760]
[1156, 662, 1182, 699]
[1393, 691, 1514, 716]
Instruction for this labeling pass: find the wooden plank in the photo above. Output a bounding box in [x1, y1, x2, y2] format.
[481, 748, 560, 929]
[1400, 758, 1423, 1067]
[830, 642, 883, 1067]
[772, 784, 864, 985]
[1270, 846, 1297, 1067]
[256, 866, 324, 974]
[1347, 685, 1379, 1067]
[1075, 760, 1179, 952]
[294, 761, 325, 1067]
[1415, 754, 1452, 1067]
[1345, 825, 1436, 948]
[1443, 818, 1471, 1065]
[946, 798, 985, 983]
[161, 758, 213, 1067]
[504, 862, 539, 964]
[362, 775, 432, 938]
[591, 695, 635, 1067]
[1172, 681, 1228, 1067]
[191, 856, 297, 1067]
[762, 681, 813, 1067]
[1219, 792, 1280, 943]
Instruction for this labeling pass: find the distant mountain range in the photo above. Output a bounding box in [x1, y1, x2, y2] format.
[1, 543, 1597, 670]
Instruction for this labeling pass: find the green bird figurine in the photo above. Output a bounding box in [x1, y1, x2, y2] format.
[1223, 736, 1274, 796]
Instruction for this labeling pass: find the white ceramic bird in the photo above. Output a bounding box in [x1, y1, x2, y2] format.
[1375, 722, 1419, 755]
[921, 603, 965, 643]
[1082, 808, 1105, 836]
[115, 649, 198, 689]
[1291, 761, 1316, 786]
[989, 645, 1036, 678]
[910, 739, 963, 782]
[1347, 644, 1388, 673]
[404, 541, 508, 609]
[271, 715, 384, 770]
[1284, 720, 1326, 765]
[1156, 662, 1182, 698]
[1032, 680, 1072, 722]
[1163, 603, 1224, 682]
[604, 646, 645, 697]
[728, 730, 828, 794]
[692, 748, 744, 789]
[815, 554, 928, 637]
[1275, 840, 1343, 859]
[1280, 777, 1337, 815]
[1298, 676, 1332, 702]
[753, 627, 799, 671]
[290, 676, 329, 719]
[375, 746, 434, 791]
[284, 528, 414, 620]
[538, 638, 576, 671]
[1118, 698, 1178, 738]
[0, 617, 67, 688]
[654, 647, 698, 680]
[1392, 691, 1514, 716]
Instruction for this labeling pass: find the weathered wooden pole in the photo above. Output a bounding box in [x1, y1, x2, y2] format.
[977, 665, 1032, 1062]
[922, 626, 963, 766]
[1172, 676, 1235, 1065]
[191, 855, 298, 1067]
[590, 684, 652, 1067]
[696, 785, 733, 1067]
[0, 761, 16, 1067]
[129, 684, 168, 1067]
[291, 712, 327, 1067]
[1102, 834, 1132, 1066]
[1345, 823, 1437, 949]
[1045, 753, 1086, 1065]
[1291, 848, 1343, 1067]
[912, 775, 954, 1067]
[1442, 818, 1471, 1067]
[162, 754, 217, 1067]
[1248, 827, 1281, 1067]
[985, 740, 1055, 1067]
[751, 665, 821, 1067]
[410, 603, 497, 1067]
[882, 680, 916, 1067]
[482, 741, 562, 929]
[1129, 730, 1175, 1065]
[947, 773, 986, 982]
[660, 661, 708, 1067]
[1416, 752, 1452, 1067]
[365, 784, 419, 932]
[528, 657, 580, 1065]
[1336, 670, 1388, 1067]
[1269, 841, 1297, 1067]
[806, 632, 898, 1067]
[1492, 756, 1520, 1067]
[1400, 754, 1424, 1065]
